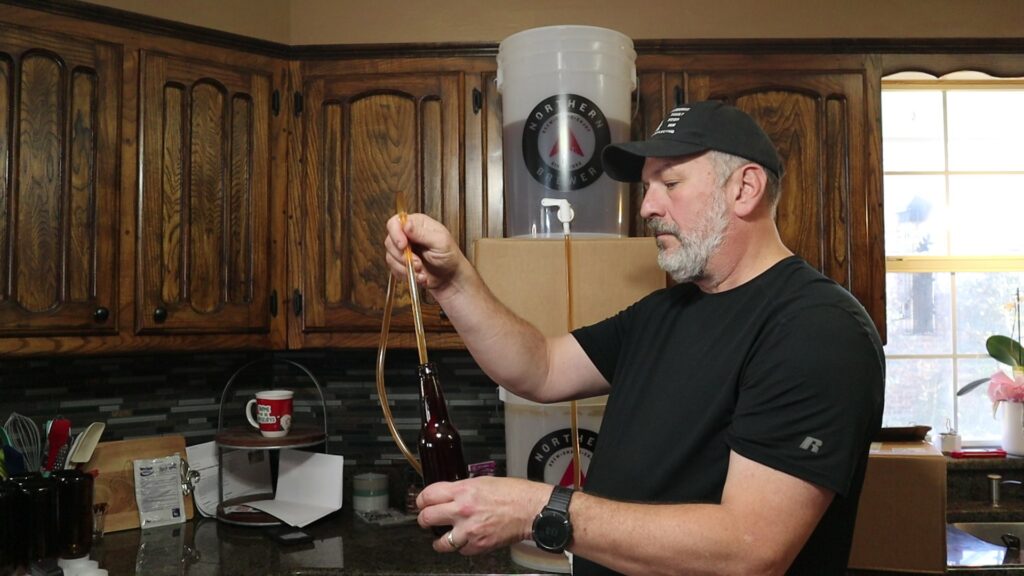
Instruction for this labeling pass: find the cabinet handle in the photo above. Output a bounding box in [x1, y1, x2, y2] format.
[93, 307, 110, 323]
[270, 289, 278, 317]
[472, 88, 482, 114]
[674, 86, 683, 108]
[153, 306, 168, 323]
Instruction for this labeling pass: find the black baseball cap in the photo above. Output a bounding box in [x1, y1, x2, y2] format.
[601, 100, 784, 182]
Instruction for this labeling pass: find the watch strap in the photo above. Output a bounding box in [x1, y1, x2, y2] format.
[545, 485, 574, 514]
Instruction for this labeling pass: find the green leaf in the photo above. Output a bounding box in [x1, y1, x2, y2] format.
[957, 377, 991, 396]
[987, 335, 1024, 367]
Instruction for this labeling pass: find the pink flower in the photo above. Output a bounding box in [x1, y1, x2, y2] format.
[988, 370, 1024, 403]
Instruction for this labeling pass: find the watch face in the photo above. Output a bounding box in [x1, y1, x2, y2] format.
[533, 510, 571, 552]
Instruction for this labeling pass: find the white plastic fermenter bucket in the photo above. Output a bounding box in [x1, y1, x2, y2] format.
[499, 387, 607, 573]
[497, 26, 636, 238]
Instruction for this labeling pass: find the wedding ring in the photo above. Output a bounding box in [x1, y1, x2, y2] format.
[446, 529, 464, 550]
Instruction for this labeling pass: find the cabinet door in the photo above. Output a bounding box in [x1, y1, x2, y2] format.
[686, 70, 885, 336]
[137, 52, 273, 334]
[298, 72, 461, 344]
[0, 24, 120, 335]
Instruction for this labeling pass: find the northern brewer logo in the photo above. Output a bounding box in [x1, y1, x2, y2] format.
[522, 94, 610, 191]
[526, 428, 598, 487]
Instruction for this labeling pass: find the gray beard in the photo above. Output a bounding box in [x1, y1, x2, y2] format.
[648, 192, 729, 284]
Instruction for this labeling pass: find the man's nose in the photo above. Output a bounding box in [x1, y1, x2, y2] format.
[639, 185, 663, 220]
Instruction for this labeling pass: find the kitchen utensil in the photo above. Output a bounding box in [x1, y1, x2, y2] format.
[4, 413, 42, 472]
[3, 444, 26, 476]
[54, 438, 72, 471]
[45, 418, 71, 472]
[66, 422, 105, 469]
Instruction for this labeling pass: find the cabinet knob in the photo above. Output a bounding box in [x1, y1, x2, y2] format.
[93, 306, 110, 323]
[153, 306, 168, 323]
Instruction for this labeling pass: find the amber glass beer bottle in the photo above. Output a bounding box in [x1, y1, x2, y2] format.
[418, 362, 469, 485]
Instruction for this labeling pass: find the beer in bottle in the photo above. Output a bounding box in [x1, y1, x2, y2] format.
[417, 361, 469, 485]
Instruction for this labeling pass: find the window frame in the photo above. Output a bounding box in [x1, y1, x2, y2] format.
[882, 77, 1024, 443]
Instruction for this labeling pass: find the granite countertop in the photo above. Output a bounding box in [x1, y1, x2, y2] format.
[58, 509, 937, 576]
[87, 509, 540, 575]
[946, 456, 1024, 575]
[55, 497, 1024, 576]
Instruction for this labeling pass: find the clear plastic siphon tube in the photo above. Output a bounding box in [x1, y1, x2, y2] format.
[376, 272, 422, 477]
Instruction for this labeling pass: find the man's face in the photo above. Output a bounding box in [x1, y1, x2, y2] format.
[639, 154, 732, 284]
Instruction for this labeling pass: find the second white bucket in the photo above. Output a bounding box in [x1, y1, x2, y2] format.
[500, 387, 607, 573]
[497, 25, 636, 238]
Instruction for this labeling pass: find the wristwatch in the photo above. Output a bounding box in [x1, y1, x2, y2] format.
[532, 485, 574, 553]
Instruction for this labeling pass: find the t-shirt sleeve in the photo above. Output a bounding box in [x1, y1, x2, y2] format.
[726, 304, 884, 497]
[572, 307, 630, 385]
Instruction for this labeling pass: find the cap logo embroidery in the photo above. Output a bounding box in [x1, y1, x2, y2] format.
[651, 106, 690, 136]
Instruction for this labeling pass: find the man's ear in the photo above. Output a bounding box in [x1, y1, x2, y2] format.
[731, 164, 768, 218]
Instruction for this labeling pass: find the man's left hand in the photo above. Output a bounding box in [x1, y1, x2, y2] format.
[416, 476, 549, 554]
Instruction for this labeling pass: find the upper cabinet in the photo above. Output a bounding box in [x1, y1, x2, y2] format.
[6, 1, 943, 354]
[636, 54, 885, 338]
[0, 23, 121, 337]
[137, 51, 275, 335]
[292, 65, 469, 348]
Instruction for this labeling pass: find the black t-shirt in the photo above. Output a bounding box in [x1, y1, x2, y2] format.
[570, 256, 885, 575]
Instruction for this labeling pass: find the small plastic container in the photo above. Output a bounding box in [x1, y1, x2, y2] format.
[352, 472, 389, 512]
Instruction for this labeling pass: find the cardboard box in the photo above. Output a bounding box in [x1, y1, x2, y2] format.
[849, 441, 947, 573]
[475, 238, 666, 335]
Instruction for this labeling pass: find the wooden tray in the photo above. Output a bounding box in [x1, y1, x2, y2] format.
[84, 435, 194, 533]
[214, 425, 326, 450]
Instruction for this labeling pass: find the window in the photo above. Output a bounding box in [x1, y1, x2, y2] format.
[882, 73, 1024, 443]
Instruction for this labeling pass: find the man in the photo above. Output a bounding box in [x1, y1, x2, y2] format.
[384, 101, 884, 575]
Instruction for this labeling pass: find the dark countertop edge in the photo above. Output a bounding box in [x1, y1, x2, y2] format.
[947, 454, 1024, 470]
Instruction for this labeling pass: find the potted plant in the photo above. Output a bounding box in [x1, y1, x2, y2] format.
[958, 291, 1024, 454]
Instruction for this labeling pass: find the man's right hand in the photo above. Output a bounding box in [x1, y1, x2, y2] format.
[383, 211, 608, 405]
[384, 213, 466, 296]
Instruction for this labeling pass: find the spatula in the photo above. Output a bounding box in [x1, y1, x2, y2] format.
[66, 422, 105, 469]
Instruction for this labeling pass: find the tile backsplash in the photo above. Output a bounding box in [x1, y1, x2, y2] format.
[0, 348, 507, 477]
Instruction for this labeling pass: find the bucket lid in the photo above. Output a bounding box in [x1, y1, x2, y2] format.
[498, 25, 635, 58]
[497, 26, 636, 94]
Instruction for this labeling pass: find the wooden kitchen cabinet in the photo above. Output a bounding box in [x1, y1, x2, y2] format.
[136, 51, 276, 336]
[634, 54, 886, 339]
[0, 1, 906, 355]
[291, 66, 471, 348]
[0, 22, 121, 337]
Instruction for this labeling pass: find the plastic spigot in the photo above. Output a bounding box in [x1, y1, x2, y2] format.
[541, 198, 574, 235]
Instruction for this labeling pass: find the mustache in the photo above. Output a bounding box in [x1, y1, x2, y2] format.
[646, 218, 679, 236]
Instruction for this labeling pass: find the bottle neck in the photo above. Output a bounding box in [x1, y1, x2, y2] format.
[419, 362, 451, 423]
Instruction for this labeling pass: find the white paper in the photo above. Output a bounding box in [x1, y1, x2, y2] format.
[247, 450, 344, 527]
[186, 441, 273, 518]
